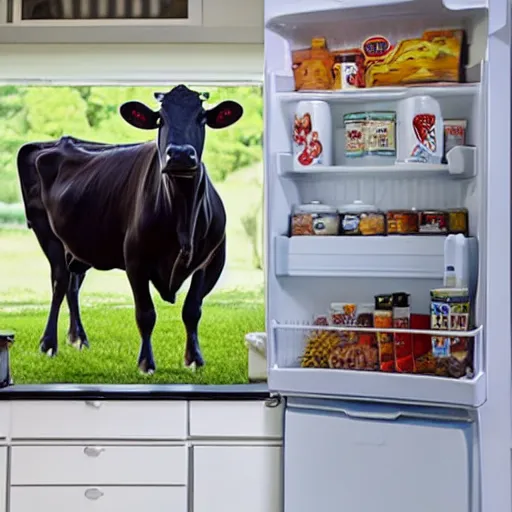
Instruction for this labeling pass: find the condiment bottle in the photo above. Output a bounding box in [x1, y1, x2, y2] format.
[392, 292, 413, 373]
[374, 294, 394, 372]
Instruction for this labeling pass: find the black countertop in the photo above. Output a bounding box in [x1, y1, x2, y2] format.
[0, 383, 273, 401]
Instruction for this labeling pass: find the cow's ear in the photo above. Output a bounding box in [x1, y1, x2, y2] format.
[120, 101, 159, 130]
[205, 101, 243, 129]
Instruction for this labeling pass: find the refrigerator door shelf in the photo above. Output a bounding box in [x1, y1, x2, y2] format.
[269, 322, 485, 407]
[277, 147, 476, 179]
[266, 0, 487, 35]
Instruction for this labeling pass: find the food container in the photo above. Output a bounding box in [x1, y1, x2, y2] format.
[366, 111, 396, 157]
[374, 294, 394, 372]
[344, 113, 366, 158]
[338, 200, 385, 236]
[291, 201, 339, 236]
[418, 210, 448, 235]
[332, 49, 366, 90]
[244, 332, 267, 382]
[428, 288, 472, 378]
[447, 208, 469, 236]
[0, 331, 14, 388]
[444, 119, 467, 157]
[328, 303, 378, 371]
[293, 100, 333, 168]
[291, 37, 334, 91]
[386, 210, 419, 235]
[396, 95, 444, 164]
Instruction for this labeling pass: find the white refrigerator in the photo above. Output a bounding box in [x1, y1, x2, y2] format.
[263, 1, 511, 511]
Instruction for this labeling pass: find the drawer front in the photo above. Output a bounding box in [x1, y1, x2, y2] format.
[0, 403, 10, 439]
[11, 445, 187, 486]
[11, 401, 187, 439]
[10, 486, 187, 512]
[189, 400, 284, 438]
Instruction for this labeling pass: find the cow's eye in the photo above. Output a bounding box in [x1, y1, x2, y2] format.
[198, 112, 207, 125]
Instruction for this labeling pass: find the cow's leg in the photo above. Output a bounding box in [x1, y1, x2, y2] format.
[182, 239, 226, 368]
[39, 240, 71, 356]
[126, 266, 157, 374]
[66, 272, 89, 350]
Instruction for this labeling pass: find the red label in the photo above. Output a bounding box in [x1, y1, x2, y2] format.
[362, 36, 392, 58]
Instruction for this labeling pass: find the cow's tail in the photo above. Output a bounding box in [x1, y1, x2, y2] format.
[16, 142, 55, 229]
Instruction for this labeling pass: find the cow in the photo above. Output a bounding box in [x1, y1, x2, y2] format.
[17, 84, 243, 374]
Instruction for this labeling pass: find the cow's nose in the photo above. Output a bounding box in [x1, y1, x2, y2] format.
[166, 144, 198, 170]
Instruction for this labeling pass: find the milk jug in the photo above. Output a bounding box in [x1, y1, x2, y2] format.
[396, 96, 444, 164]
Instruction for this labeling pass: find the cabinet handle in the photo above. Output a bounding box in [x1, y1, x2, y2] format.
[84, 488, 104, 500]
[84, 446, 105, 457]
[85, 400, 102, 409]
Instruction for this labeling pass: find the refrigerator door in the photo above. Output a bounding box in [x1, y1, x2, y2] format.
[284, 399, 476, 512]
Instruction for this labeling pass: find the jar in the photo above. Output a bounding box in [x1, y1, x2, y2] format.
[291, 201, 339, 236]
[332, 49, 365, 90]
[338, 200, 386, 236]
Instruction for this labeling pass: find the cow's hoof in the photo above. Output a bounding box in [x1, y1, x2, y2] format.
[40, 338, 57, 357]
[67, 333, 89, 351]
[184, 350, 205, 369]
[138, 359, 156, 375]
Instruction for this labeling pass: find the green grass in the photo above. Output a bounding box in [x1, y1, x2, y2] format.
[0, 163, 265, 385]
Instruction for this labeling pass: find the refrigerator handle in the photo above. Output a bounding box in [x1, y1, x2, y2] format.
[341, 409, 401, 421]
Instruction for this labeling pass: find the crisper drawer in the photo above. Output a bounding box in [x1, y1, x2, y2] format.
[189, 400, 283, 438]
[284, 399, 475, 512]
[10, 401, 187, 439]
[10, 486, 187, 512]
[11, 445, 187, 486]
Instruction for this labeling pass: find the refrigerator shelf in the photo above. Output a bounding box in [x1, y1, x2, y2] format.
[269, 321, 485, 407]
[276, 83, 479, 104]
[277, 146, 476, 179]
[275, 234, 457, 278]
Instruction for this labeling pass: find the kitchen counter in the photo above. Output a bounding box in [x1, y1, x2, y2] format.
[0, 383, 274, 401]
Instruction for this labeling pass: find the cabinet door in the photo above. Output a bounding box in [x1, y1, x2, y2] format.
[0, 447, 6, 512]
[193, 446, 282, 512]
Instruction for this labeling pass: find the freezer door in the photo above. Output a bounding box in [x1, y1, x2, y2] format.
[284, 401, 475, 512]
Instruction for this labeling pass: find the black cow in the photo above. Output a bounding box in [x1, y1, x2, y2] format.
[17, 84, 243, 374]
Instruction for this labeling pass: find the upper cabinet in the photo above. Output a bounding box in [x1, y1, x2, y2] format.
[0, 0, 264, 43]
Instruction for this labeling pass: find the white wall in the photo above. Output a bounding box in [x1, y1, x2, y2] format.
[0, 43, 263, 84]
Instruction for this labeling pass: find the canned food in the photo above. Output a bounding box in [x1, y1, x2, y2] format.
[344, 113, 366, 158]
[366, 112, 396, 157]
[447, 208, 468, 235]
[418, 210, 448, 234]
[386, 210, 419, 235]
[290, 201, 339, 236]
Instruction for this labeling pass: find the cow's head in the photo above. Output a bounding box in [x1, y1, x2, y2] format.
[119, 84, 243, 174]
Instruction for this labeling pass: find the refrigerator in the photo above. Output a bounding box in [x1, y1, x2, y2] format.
[263, 1, 511, 511]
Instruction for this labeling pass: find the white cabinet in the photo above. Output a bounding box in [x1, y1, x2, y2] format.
[189, 400, 283, 438]
[10, 486, 187, 512]
[0, 447, 6, 512]
[193, 446, 282, 512]
[11, 445, 187, 486]
[10, 400, 187, 439]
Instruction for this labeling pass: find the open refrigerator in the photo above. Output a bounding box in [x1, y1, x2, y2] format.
[263, 1, 511, 511]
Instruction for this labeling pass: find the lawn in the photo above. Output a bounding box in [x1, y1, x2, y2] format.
[0, 164, 265, 385]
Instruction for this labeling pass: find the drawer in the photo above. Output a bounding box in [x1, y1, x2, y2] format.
[0, 403, 10, 438]
[11, 445, 187, 486]
[189, 400, 283, 438]
[10, 486, 187, 512]
[11, 401, 187, 439]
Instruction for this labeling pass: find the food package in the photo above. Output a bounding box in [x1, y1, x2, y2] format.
[393, 293, 413, 373]
[364, 29, 466, 87]
[328, 303, 378, 371]
[291, 37, 335, 91]
[413, 288, 473, 378]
